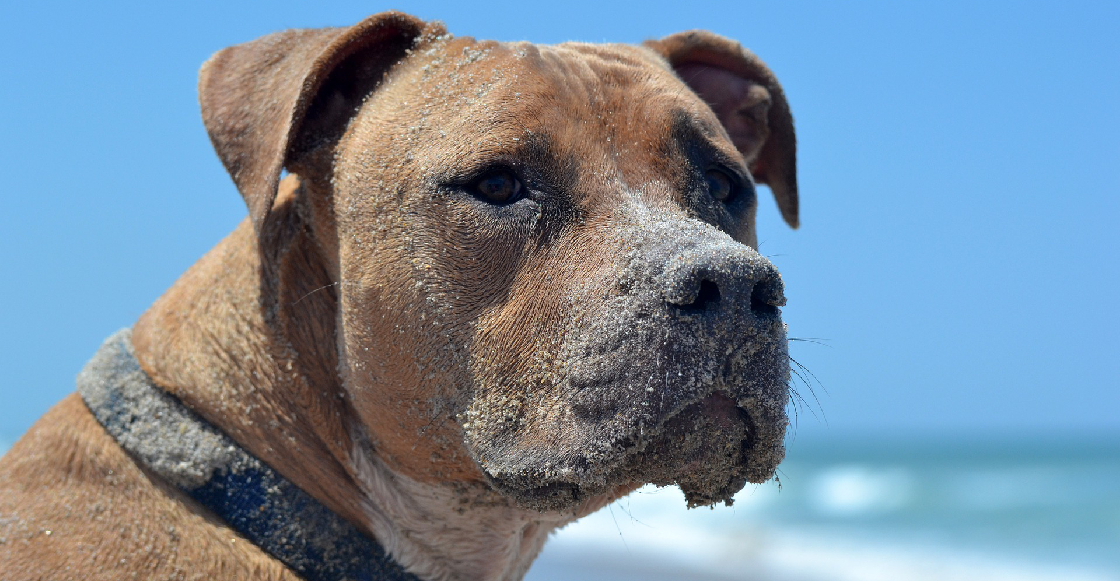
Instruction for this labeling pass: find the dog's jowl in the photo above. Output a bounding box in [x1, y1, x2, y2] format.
[0, 11, 799, 581]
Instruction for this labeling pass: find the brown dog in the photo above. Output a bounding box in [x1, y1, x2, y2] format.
[0, 11, 798, 581]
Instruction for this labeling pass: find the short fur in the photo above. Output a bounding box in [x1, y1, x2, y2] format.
[0, 11, 799, 581]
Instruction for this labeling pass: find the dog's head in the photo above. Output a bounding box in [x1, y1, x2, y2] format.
[199, 12, 798, 511]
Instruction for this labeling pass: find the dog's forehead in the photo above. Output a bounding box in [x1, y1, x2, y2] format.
[391, 37, 734, 152]
[348, 35, 745, 203]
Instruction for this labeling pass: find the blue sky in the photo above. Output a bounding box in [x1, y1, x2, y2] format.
[1, 1, 1117, 442]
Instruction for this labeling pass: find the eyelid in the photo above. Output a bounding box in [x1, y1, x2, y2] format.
[706, 160, 748, 186]
[447, 156, 527, 185]
[431, 164, 496, 190]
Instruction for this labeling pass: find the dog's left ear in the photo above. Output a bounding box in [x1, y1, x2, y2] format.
[198, 11, 439, 233]
[645, 31, 799, 228]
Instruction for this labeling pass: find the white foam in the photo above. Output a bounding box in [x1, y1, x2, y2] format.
[808, 465, 914, 515]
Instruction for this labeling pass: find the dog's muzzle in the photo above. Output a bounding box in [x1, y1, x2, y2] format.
[466, 217, 790, 511]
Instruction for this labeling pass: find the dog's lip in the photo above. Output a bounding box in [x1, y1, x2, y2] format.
[650, 389, 757, 452]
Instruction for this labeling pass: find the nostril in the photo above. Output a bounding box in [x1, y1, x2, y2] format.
[679, 279, 722, 311]
[749, 278, 784, 317]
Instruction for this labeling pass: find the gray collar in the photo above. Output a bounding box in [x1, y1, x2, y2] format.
[77, 329, 422, 581]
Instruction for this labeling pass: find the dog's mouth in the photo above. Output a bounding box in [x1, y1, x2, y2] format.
[465, 312, 791, 512]
[476, 386, 785, 512]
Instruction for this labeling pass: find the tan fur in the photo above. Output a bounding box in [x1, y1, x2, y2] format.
[0, 394, 301, 580]
[0, 11, 798, 580]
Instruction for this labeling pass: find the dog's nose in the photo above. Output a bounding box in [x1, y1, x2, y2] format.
[662, 243, 785, 318]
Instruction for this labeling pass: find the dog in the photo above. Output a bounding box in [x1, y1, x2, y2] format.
[0, 11, 798, 581]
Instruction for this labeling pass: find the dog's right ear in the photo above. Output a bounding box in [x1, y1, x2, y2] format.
[199, 11, 438, 233]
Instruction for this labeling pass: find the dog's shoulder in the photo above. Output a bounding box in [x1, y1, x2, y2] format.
[0, 393, 301, 580]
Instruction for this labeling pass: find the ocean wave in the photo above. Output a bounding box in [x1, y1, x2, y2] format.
[527, 485, 1120, 581]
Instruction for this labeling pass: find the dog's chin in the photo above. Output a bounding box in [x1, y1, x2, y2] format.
[480, 392, 783, 513]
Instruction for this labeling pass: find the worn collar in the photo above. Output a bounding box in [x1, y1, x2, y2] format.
[76, 329, 422, 581]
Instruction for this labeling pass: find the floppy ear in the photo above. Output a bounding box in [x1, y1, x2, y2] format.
[199, 11, 436, 232]
[645, 31, 799, 228]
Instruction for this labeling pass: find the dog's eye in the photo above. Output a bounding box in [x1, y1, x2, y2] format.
[705, 168, 736, 202]
[473, 171, 523, 203]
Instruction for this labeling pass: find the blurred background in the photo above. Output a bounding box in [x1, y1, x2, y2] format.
[2, 1, 1117, 579]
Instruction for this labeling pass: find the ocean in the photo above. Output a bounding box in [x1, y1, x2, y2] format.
[3, 433, 1117, 580]
[527, 433, 1120, 581]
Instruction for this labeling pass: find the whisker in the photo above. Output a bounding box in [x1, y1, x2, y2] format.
[789, 337, 831, 348]
[787, 386, 802, 431]
[607, 504, 631, 556]
[785, 349, 828, 430]
[790, 356, 828, 397]
[292, 281, 355, 306]
[615, 498, 652, 528]
[789, 368, 826, 425]
[785, 333, 828, 427]
[788, 375, 822, 424]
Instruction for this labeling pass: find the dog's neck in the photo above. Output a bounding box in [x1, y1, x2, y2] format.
[129, 192, 609, 580]
[347, 435, 614, 581]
